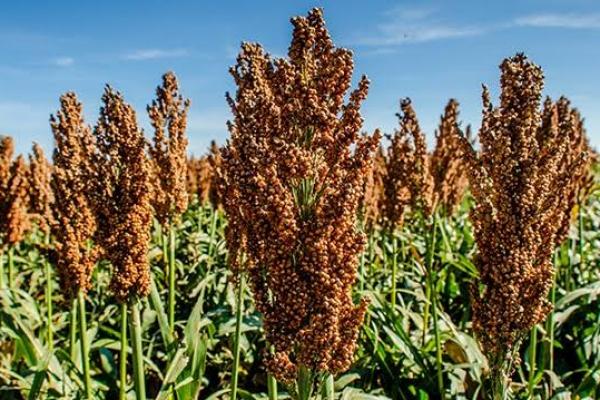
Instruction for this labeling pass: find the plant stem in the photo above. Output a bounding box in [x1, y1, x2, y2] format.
[168, 223, 176, 335]
[321, 374, 334, 400]
[130, 300, 146, 400]
[8, 246, 14, 289]
[267, 373, 278, 400]
[431, 288, 444, 399]
[120, 302, 128, 400]
[391, 233, 397, 310]
[69, 297, 78, 362]
[422, 213, 437, 346]
[78, 290, 92, 399]
[231, 274, 244, 400]
[528, 325, 538, 397]
[44, 233, 53, 352]
[577, 201, 584, 279]
[296, 365, 313, 400]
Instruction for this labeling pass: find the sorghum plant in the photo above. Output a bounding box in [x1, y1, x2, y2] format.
[382, 98, 433, 228]
[1, 155, 30, 289]
[50, 93, 98, 398]
[28, 142, 55, 349]
[221, 8, 380, 399]
[359, 142, 385, 230]
[94, 86, 154, 400]
[28, 143, 55, 234]
[147, 71, 190, 335]
[430, 99, 469, 215]
[457, 53, 587, 399]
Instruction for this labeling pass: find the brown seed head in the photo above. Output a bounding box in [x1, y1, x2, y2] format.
[430, 99, 469, 214]
[457, 53, 586, 374]
[0, 155, 30, 247]
[50, 93, 98, 297]
[95, 86, 153, 302]
[148, 71, 190, 226]
[221, 7, 379, 383]
[28, 143, 55, 234]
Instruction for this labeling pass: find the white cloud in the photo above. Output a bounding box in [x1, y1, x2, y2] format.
[514, 13, 600, 29]
[355, 6, 484, 47]
[52, 56, 74, 67]
[123, 48, 188, 61]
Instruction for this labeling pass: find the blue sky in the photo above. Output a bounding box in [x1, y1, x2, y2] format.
[1, 0, 599, 155]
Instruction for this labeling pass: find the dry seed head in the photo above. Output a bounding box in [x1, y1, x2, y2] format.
[457, 53, 585, 374]
[222, 7, 379, 383]
[28, 143, 55, 234]
[382, 98, 434, 229]
[1, 155, 31, 246]
[50, 93, 98, 297]
[186, 140, 222, 207]
[539, 96, 593, 244]
[430, 99, 469, 214]
[358, 138, 385, 229]
[148, 71, 190, 226]
[95, 86, 153, 302]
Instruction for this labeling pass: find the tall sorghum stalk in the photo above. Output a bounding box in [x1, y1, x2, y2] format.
[230, 274, 244, 400]
[94, 86, 153, 400]
[28, 142, 55, 350]
[2, 155, 30, 289]
[221, 8, 379, 398]
[51, 93, 98, 398]
[457, 53, 588, 399]
[148, 72, 190, 337]
[120, 302, 128, 400]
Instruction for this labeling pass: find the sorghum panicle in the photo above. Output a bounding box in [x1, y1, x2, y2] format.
[148, 71, 190, 226]
[359, 141, 385, 230]
[28, 143, 55, 234]
[430, 99, 469, 214]
[457, 54, 587, 376]
[50, 93, 98, 296]
[221, 8, 380, 384]
[94, 86, 153, 302]
[382, 98, 433, 229]
[1, 155, 30, 246]
[539, 96, 593, 244]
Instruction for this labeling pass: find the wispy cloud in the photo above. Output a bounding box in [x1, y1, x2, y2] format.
[514, 13, 600, 29]
[355, 6, 484, 47]
[123, 48, 188, 61]
[52, 56, 74, 67]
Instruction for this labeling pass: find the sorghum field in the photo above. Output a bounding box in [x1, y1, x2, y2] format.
[0, 8, 598, 400]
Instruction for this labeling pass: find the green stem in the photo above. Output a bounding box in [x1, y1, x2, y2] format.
[8, 246, 14, 289]
[578, 202, 584, 279]
[321, 374, 334, 400]
[528, 325, 538, 397]
[168, 223, 176, 335]
[297, 365, 313, 400]
[120, 302, 128, 400]
[69, 297, 78, 362]
[548, 279, 556, 373]
[130, 300, 146, 400]
[44, 234, 53, 352]
[267, 373, 278, 400]
[231, 275, 244, 400]
[432, 289, 444, 399]
[391, 233, 397, 310]
[78, 290, 92, 399]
